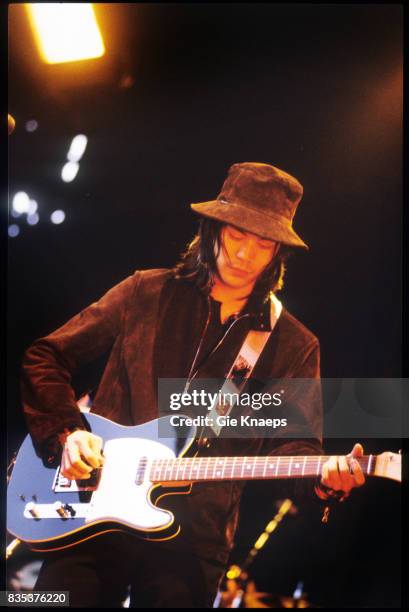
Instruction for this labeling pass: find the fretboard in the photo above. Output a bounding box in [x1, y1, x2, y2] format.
[149, 455, 375, 483]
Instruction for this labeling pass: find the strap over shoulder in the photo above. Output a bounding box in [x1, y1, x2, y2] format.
[269, 291, 283, 329]
[208, 293, 283, 436]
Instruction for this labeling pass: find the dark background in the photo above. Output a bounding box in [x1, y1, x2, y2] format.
[7, 3, 402, 607]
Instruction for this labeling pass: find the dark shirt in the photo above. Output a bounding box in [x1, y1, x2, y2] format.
[21, 269, 324, 563]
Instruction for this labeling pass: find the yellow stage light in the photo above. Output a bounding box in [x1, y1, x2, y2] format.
[26, 4, 105, 64]
[254, 532, 269, 550]
[265, 519, 278, 534]
[226, 565, 242, 580]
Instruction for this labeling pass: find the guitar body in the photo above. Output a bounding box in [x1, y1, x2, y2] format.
[7, 414, 196, 552]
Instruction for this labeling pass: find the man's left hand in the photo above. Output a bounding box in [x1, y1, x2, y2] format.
[321, 443, 366, 496]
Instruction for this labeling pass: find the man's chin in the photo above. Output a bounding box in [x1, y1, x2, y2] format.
[222, 271, 254, 288]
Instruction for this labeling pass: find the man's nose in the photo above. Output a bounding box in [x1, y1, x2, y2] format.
[236, 240, 255, 260]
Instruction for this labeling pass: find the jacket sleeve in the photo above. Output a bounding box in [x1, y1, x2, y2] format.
[20, 272, 139, 459]
[261, 338, 325, 502]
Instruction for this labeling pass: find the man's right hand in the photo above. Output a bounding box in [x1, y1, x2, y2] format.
[60, 430, 104, 480]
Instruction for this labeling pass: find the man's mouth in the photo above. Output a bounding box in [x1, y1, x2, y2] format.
[228, 265, 251, 276]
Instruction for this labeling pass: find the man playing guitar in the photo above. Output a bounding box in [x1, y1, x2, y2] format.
[21, 163, 365, 607]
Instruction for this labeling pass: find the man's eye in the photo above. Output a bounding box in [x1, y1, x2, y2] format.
[258, 241, 273, 249]
[229, 229, 244, 239]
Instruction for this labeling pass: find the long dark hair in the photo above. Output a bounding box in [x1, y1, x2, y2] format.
[174, 218, 294, 312]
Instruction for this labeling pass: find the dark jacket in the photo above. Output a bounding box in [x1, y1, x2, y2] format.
[21, 268, 323, 563]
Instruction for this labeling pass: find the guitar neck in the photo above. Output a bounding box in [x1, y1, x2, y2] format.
[149, 455, 376, 483]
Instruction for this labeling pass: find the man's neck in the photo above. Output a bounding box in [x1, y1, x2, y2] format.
[210, 277, 255, 323]
[210, 280, 253, 305]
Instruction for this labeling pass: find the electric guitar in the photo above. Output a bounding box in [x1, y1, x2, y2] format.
[7, 413, 401, 552]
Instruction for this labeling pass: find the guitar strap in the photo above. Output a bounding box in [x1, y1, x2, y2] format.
[208, 293, 282, 436]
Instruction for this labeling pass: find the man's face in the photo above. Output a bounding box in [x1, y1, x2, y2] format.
[215, 224, 279, 291]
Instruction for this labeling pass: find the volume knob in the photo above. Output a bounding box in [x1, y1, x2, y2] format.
[26, 502, 40, 518]
[54, 501, 69, 518]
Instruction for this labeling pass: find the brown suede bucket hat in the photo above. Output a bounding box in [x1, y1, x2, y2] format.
[191, 162, 308, 249]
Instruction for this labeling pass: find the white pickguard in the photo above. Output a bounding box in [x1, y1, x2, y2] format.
[85, 438, 175, 530]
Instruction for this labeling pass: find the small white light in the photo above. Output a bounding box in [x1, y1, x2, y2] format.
[67, 135, 88, 162]
[61, 161, 79, 183]
[11, 209, 22, 218]
[51, 210, 66, 224]
[12, 191, 30, 214]
[25, 120, 39, 132]
[28, 199, 38, 215]
[27, 213, 40, 226]
[8, 224, 20, 238]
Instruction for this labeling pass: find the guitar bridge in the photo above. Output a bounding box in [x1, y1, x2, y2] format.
[53, 466, 101, 492]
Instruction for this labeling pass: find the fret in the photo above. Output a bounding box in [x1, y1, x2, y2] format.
[212, 459, 217, 480]
[231, 456, 237, 479]
[181, 459, 187, 481]
[154, 460, 160, 482]
[316, 456, 322, 477]
[176, 458, 183, 482]
[160, 459, 166, 481]
[288, 456, 293, 476]
[241, 457, 246, 478]
[191, 458, 199, 480]
[251, 457, 257, 478]
[214, 458, 221, 479]
[192, 458, 198, 480]
[166, 458, 172, 481]
[168, 459, 174, 482]
[367, 454, 373, 475]
[214, 458, 224, 479]
[302, 455, 307, 476]
[275, 456, 280, 477]
[204, 456, 210, 480]
[263, 457, 268, 478]
[223, 457, 228, 480]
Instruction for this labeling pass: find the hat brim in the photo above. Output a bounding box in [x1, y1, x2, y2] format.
[190, 201, 309, 250]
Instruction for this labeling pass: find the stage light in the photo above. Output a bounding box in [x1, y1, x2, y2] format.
[226, 565, 242, 580]
[25, 119, 39, 132]
[254, 532, 268, 550]
[8, 225, 20, 238]
[265, 519, 278, 534]
[28, 199, 38, 215]
[61, 161, 79, 182]
[26, 4, 105, 65]
[8, 114, 16, 135]
[278, 499, 293, 515]
[27, 213, 39, 225]
[12, 192, 30, 214]
[67, 135, 88, 162]
[51, 210, 66, 224]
